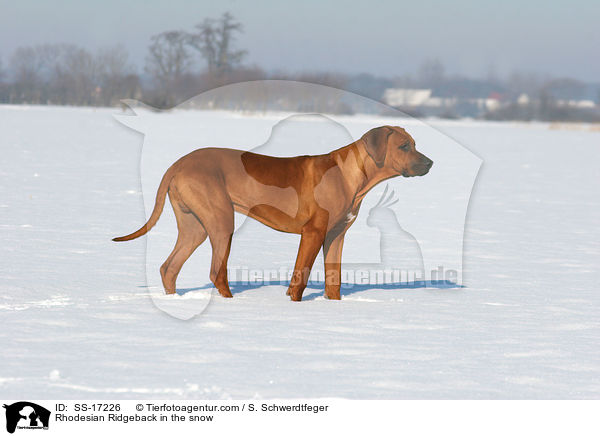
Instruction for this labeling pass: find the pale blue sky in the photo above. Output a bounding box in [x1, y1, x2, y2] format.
[1, 0, 598, 81]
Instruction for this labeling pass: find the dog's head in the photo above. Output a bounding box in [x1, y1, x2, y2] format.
[361, 126, 433, 177]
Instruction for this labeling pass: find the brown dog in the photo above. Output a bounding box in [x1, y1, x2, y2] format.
[113, 125, 433, 301]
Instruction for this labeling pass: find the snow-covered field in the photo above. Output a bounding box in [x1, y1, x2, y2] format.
[1, 104, 599, 399]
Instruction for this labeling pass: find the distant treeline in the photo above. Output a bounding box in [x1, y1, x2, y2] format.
[0, 12, 598, 122]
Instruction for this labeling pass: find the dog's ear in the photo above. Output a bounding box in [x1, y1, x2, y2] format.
[362, 126, 392, 168]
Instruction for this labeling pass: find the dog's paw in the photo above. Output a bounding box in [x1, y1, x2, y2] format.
[217, 289, 233, 298]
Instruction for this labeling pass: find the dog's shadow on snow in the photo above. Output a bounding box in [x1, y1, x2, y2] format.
[177, 280, 463, 300]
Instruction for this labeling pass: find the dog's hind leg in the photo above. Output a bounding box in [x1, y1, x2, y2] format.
[181, 183, 235, 298]
[160, 198, 207, 294]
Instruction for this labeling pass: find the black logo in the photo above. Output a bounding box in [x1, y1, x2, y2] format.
[3, 402, 50, 434]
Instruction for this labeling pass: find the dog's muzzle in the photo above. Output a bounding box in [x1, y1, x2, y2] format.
[407, 156, 433, 177]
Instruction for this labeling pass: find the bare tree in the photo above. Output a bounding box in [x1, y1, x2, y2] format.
[189, 18, 217, 74]
[10, 46, 46, 103]
[49, 44, 98, 105]
[8, 44, 101, 105]
[145, 31, 191, 83]
[96, 45, 140, 105]
[188, 12, 247, 77]
[97, 45, 131, 78]
[0, 55, 7, 103]
[145, 31, 191, 107]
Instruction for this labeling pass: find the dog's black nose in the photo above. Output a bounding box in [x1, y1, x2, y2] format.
[424, 158, 433, 168]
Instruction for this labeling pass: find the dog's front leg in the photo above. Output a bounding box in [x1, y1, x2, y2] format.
[323, 230, 346, 300]
[287, 224, 327, 302]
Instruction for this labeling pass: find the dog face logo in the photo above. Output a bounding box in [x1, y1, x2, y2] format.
[3, 402, 50, 434]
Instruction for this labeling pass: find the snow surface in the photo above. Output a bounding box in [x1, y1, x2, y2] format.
[1, 105, 599, 399]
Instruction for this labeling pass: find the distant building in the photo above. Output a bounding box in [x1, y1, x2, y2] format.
[383, 85, 503, 118]
[383, 88, 433, 107]
[382, 79, 599, 119]
[544, 79, 598, 109]
[555, 99, 596, 108]
[517, 94, 530, 105]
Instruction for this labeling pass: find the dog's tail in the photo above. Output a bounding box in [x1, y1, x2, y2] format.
[112, 167, 174, 242]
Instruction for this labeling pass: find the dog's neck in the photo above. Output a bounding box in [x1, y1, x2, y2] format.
[331, 140, 398, 205]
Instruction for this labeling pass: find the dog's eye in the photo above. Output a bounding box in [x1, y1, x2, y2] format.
[398, 143, 409, 151]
